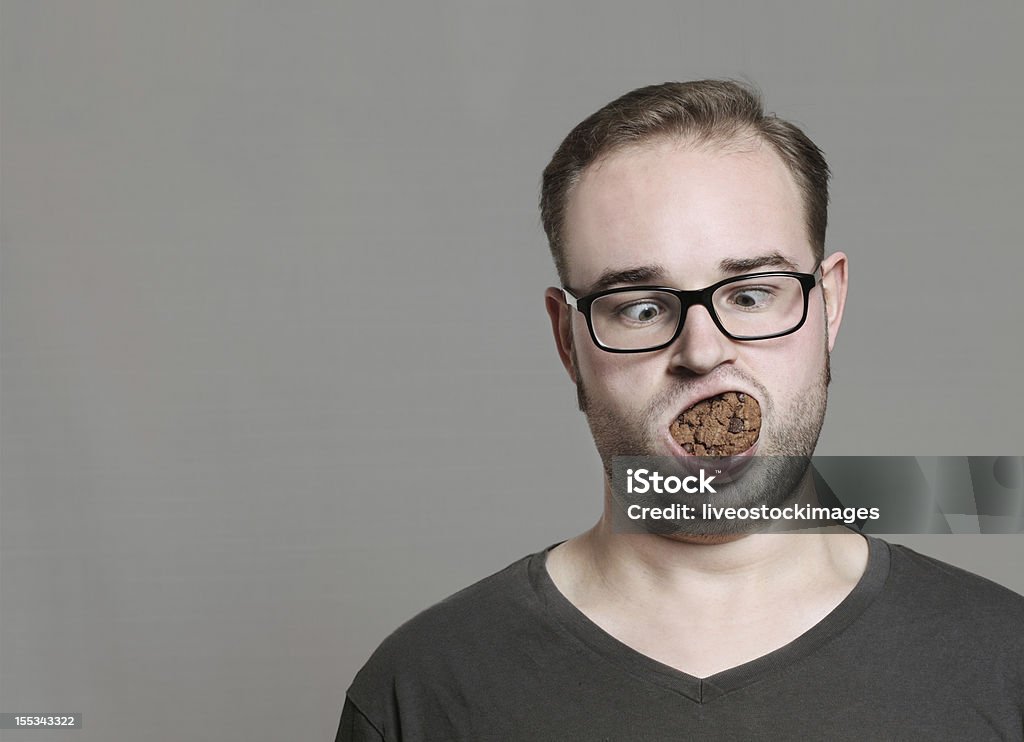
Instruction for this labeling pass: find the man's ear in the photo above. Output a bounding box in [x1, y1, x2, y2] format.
[544, 287, 578, 384]
[819, 251, 849, 352]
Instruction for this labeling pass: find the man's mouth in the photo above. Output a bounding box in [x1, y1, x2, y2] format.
[669, 391, 762, 457]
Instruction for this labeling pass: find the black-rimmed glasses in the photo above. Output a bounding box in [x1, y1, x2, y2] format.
[561, 269, 820, 353]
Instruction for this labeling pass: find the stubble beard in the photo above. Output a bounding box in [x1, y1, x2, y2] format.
[573, 339, 832, 538]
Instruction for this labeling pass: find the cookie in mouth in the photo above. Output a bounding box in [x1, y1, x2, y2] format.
[669, 392, 761, 456]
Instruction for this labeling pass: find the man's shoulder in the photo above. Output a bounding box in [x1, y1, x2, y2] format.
[881, 538, 1024, 637]
[346, 547, 550, 706]
[886, 539, 1024, 603]
[382, 550, 539, 644]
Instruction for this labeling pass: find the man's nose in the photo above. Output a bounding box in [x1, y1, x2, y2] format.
[667, 304, 738, 376]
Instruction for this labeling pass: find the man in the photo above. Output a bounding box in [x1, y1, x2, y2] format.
[337, 81, 1024, 740]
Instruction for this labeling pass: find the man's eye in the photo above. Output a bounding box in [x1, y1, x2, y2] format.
[618, 301, 664, 322]
[729, 288, 774, 309]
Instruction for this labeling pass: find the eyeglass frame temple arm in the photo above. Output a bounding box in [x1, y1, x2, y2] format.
[560, 287, 579, 309]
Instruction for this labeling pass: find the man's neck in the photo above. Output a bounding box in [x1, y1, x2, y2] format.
[571, 519, 864, 603]
[544, 474, 870, 677]
[614, 529, 801, 581]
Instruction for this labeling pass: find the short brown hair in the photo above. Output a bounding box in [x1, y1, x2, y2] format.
[540, 80, 830, 283]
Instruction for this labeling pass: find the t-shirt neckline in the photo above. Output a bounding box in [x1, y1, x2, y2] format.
[526, 533, 891, 704]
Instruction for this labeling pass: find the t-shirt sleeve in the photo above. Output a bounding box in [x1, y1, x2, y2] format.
[335, 695, 386, 742]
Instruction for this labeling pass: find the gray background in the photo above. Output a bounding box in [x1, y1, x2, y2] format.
[2, 1, 1022, 740]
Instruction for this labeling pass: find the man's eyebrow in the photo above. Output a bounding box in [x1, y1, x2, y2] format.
[718, 252, 801, 273]
[583, 265, 668, 294]
[575, 253, 802, 295]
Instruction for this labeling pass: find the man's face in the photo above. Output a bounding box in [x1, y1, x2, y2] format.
[544, 138, 848, 526]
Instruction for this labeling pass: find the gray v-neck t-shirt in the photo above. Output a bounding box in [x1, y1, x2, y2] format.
[338, 536, 1024, 740]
